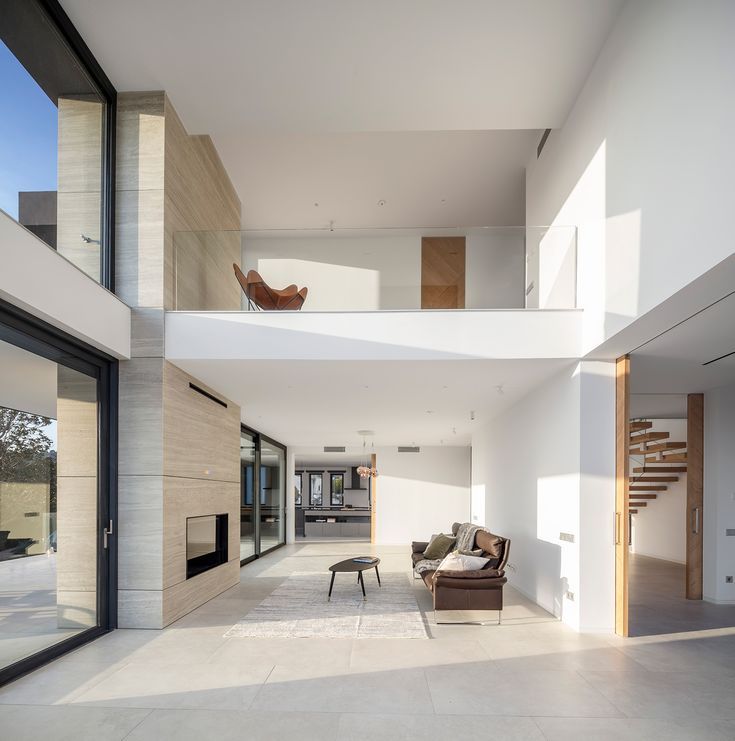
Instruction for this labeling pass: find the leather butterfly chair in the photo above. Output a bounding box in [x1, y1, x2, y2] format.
[233, 264, 308, 310]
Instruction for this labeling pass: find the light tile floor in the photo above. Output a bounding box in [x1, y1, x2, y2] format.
[1, 542, 735, 740]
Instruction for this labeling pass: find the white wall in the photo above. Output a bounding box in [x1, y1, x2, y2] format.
[471, 361, 615, 632]
[244, 235, 420, 310]
[244, 232, 528, 311]
[374, 446, 470, 545]
[0, 211, 131, 359]
[526, 0, 735, 354]
[704, 384, 735, 604]
[630, 419, 687, 564]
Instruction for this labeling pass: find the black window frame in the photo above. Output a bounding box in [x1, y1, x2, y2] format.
[7, 0, 118, 290]
[330, 471, 345, 507]
[294, 471, 303, 506]
[309, 472, 323, 507]
[0, 297, 118, 689]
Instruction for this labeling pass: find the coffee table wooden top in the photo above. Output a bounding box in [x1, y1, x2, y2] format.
[329, 557, 380, 573]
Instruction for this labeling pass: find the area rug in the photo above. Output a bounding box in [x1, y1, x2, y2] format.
[224, 571, 429, 639]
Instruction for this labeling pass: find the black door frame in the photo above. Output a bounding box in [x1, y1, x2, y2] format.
[0, 299, 118, 687]
[240, 424, 287, 565]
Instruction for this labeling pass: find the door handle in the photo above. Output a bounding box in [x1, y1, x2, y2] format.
[691, 507, 701, 535]
[103, 519, 113, 549]
[614, 512, 621, 545]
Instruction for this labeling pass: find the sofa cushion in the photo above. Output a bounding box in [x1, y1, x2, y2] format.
[436, 552, 489, 572]
[411, 552, 426, 566]
[451, 522, 462, 536]
[475, 531, 506, 569]
[423, 533, 456, 560]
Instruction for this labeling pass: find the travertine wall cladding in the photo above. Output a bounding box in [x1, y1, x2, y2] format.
[115, 92, 242, 628]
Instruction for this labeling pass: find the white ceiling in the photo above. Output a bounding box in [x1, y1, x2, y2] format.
[170, 357, 574, 447]
[61, 0, 623, 228]
[630, 293, 735, 401]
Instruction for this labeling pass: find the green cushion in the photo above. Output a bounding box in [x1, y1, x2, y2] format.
[423, 533, 456, 560]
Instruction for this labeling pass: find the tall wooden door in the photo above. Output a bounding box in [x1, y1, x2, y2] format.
[686, 393, 704, 599]
[421, 237, 466, 309]
[615, 355, 630, 636]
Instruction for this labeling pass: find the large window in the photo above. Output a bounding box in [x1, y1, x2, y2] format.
[309, 473, 323, 507]
[239, 426, 286, 564]
[0, 301, 115, 686]
[294, 471, 303, 506]
[0, 0, 116, 286]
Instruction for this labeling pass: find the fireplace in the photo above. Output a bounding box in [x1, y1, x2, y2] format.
[186, 513, 228, 579]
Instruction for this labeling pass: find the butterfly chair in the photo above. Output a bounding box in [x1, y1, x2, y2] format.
[233, 264, 308, 310]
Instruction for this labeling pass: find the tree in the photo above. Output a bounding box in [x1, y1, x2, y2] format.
[0, 408, 55, 485]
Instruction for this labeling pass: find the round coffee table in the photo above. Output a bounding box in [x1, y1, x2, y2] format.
[328, 557, 381, 600]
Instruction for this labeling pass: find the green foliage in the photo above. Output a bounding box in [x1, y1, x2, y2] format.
[0, 407, 55, 487]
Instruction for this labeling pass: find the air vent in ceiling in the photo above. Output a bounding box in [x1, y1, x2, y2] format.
[398, 446, 421, 453]
[323, 446, 346, 453]
[702, 350, 735, 366]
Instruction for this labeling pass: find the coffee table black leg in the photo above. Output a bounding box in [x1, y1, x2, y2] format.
[374, 564, 381, 586]
[328, 571, 336, 601]
[358, 570, 366, 599]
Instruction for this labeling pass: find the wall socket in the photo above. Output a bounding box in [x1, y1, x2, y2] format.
[566, 590, 575, 601]
[726, 576, 734, 584]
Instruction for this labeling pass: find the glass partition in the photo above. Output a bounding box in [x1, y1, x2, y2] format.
[259, 439, 285, 553]
[0, 312, 112, 683]
[173, 225, 577, 312]
[0, 0, 115, 285]
[239, 430, 256, 562]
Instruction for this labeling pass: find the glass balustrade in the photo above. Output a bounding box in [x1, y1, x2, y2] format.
[172, 225, 577, 312]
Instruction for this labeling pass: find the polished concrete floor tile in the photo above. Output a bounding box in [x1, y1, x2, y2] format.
[348, 637, 490, 672]
[125, 708, 340, 741]
[337, 712, 544, 740]
[0, 704, 152, 741]
[535, 716, 735, 741]
[426, 663, 621, 717]
[72, 661, 272, 710]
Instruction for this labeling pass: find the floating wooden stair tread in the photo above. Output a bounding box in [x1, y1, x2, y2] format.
[655, 453, 687, 462]
[629, 475, 679, 482]
[630, 421, 653, 432]
[633, 465, 687, 473]
[629, 509, 638, 514]
[629, 493, 658, 499]
[630, 441, 686, 455]
[630, 485, 667, 491]
[629, 432, 669, 444]
[630, 501, 648, 507]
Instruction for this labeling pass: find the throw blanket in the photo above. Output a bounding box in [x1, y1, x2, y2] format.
[414, 558, 442, 575]
[455, 523, 484, 552]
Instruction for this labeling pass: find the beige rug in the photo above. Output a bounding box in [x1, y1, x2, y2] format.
[224, 571, 428, 639]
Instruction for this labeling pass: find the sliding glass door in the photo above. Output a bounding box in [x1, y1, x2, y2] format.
[0, 303, 115, 685]
[239, 426, 286, 564]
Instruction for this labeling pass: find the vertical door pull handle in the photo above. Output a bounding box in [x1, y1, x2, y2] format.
[103, 519, 114, 549]
[691, 507, 701, 535]
[614, 512, 621, 545]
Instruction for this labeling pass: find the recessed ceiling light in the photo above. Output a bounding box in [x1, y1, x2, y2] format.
[426, 410, 434, 414]
[377, 199, 386, 206]
[440, 198, 447, 203]
[314, 202, 319, 207]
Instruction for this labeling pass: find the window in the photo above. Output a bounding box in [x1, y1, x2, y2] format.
[309, 473, 323, 507]
[294, 472, 303, 506]
[330, 472, 344, 506]
[0, 0, 116, 287]
[0, 299, 116, 686]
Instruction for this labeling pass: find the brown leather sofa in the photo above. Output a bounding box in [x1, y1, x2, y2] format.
[411, 525, 510, 624]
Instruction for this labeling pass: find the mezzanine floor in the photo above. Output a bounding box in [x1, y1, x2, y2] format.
[1, 541, 735, 740]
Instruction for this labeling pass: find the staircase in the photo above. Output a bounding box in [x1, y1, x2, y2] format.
[628, 420, 687, 513]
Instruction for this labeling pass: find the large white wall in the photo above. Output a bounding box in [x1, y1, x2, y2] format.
[243, 233, 526, 311]
[704, 384, 735, 605]
[374, 445, 470, 545]
[526, 0, 735, 353]
[471, 361, 615, 632]
[630, 419, 687, 564]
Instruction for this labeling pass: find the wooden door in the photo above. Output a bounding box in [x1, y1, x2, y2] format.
[615, 355, 630, 636]
[686, 393, 704, 599]
[421, 237, 466, 309]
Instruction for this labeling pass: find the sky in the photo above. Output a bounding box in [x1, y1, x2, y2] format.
[0, 40, 58, 220]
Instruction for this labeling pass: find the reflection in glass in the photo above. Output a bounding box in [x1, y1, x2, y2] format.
[330, 473, 344, 506]
[239, 431, 256, 561]
[260, 441, 285, 553]
[310, 473, 323, 507]
[294, 472, 302, 506]
[0, 338, 99, 671]
[0, 0, 107, 282]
